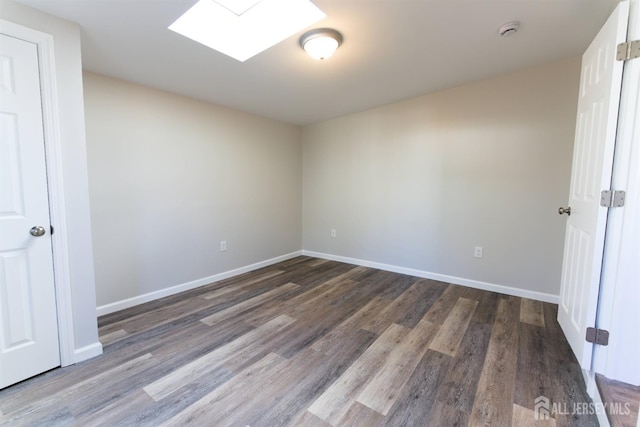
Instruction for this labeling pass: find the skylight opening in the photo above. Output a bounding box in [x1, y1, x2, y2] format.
[214, 0, 262, 16]
[169, 0, 326, 62]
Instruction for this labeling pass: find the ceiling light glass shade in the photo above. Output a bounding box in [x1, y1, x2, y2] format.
[299, 28, 343, 60]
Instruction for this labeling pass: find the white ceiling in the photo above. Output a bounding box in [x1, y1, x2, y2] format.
[17, 0, 619, 125]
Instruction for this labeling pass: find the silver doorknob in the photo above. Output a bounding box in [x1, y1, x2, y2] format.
[558, 207, 571, 216]
[30, 226, 46, 237]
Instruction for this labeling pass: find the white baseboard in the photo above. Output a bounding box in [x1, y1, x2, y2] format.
[301, 250, 559, 304]
[586, 371, 612, 427]
[97, 249, 558, 317]
[96, 251, 303, 316]
[72, 342, 103, 364]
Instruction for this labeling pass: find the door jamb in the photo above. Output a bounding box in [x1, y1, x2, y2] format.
[0, 19, 75, 366]
[592, 0, 640, 386]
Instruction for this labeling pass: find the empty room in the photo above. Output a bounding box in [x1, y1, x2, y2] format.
[1, 0, 639, 426]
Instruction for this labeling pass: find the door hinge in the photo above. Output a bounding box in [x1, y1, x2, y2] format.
[600, 190, 625, 207]
[586, 327, 609, 346]
[617, 40, 640, 61]
[50, 225, 54, 235]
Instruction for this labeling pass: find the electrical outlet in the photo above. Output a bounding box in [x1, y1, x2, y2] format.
[331, 229, 337, 238]
[474, 246, 483, 258]
[220, 241, 227, 252]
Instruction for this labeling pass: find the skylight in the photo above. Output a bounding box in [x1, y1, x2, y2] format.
[213, 0, 262, 15]
[169, 0, 326, 62]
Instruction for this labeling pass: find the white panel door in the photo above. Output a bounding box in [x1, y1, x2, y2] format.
[558, 2, 629, 369]
[0, 33, 60, 388]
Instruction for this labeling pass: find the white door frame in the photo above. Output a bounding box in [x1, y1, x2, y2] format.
[592, 0, 640, 386]
[557, 1, 629, 370]
[0, 19, 75, 367]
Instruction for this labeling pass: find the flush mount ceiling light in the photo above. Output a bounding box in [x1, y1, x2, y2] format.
[299, 28, 343, 60]
[169, 0, 326, 62]
[498, 21, 520, 37]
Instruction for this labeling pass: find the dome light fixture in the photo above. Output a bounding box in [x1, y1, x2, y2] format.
[299, 28, 343, 60]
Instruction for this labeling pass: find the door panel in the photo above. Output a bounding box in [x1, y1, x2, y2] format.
[558, 2, 629, 369]
[0, 33, 60, 388]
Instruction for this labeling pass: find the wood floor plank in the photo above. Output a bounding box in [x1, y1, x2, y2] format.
[291, 262, 366, 288]
[95, 262, 289, 328]
[143, 314, 295, 401]
[1, 353, 157, 424]
[424, 401, 469, 427]
[361, 270, 417, 301]
[394, 279, 448, 328]
[0, 350, 156, 411]
[382, 350, 452, 426]
[521, 298, 546, 327]
[149, 317, 253, 362]
[98, 294, 213, 337]
[285, 278, 360, 319]
[243, 268, 365, 327]
[472, 289, 500, 324]
[68, 361, 176, 418]
[160, 352, 286, 427]
[542, 303, 574, 363]
[242, 287, 327, 327]
[311, 295, 388, 354]
[308, 258, 330, 267]
[514, 322, 552, 410]
[421, 283, 468, 325]
[162, 353, 285, 427]
[596, 374, 640, 427]
[289, 410, 333, 427]
[199, 282, 299, 326]
[337, 401, 385, 426]
[542, 304, 599, 427]
[0, 407, 75, 427]
[357, 316, 439, 415]
[550, 363, 599, 427]
[308, 323, 411, 425]
[98, 328, 129, 346]
[266, 280, 385, 360]
[115, 367, 235, 426]
[0, 322, 211, 414]
[246, 330, 378, 427]
[359, 280, 425, 334]
[428, 297, 478, 356]
[512, 403, 557, 426]
[201, 269, 285, 300]
[167, 328, 375, 427]
[0, 257, 600, 427]
[436, 320, 492, 413]
[468, 297, 520, 426]
[73, 389, 155, 427]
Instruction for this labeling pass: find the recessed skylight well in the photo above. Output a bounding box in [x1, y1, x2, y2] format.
[169, 0, 326, 62]
[214, 0, 262, 15]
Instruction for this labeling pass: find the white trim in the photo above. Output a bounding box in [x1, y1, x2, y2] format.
[0, 20, 76, 367]
[593, 0, 640, 386]
[586, 371, 612, 427]
[96, 251, 303, 316]
[73, 342, 104, 363]
[301, 250, 559, 304]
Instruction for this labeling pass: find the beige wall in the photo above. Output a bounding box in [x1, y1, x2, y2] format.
[86, 56, 580, 309]
[303, 57, 581, 298]
[83, 73, 302, 308]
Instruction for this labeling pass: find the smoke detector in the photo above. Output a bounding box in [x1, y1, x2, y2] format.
[498, 21, 520, 37]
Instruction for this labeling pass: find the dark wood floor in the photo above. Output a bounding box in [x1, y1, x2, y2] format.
[597, 373, 640, 427]
[0, 257, 598, 426]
